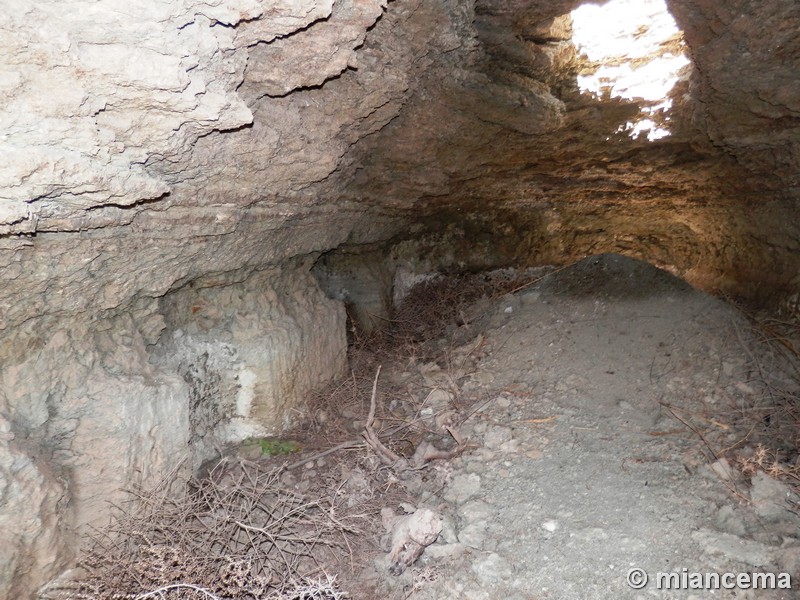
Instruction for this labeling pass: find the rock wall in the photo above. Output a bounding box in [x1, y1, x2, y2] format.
[0, 0, 398, 596]
[669, 0, 800, 191]
[1, 311, 187, 598]
[1, 0, 800, 597]
[336, 0, 800, 309]
[0, 261, 346, 598]
[153, 261, 347, 465]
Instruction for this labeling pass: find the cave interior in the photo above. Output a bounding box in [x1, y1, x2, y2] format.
[1, 0, 799, 597]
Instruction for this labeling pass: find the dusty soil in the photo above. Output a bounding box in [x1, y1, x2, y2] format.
[342, 254, 800, 599]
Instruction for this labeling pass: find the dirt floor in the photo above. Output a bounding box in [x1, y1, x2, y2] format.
[341, 253, 800, 599]
[48, 253, 800, 600]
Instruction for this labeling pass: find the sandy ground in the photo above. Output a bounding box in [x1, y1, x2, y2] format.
[360, 254, 799, 600]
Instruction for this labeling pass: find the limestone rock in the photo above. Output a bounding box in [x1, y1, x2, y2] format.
[0, 418, 71, 600]
[243, 0, 387, 98]
[2, 0, 800, 597]
[749, 471, 800, 529]
[384, 507, 443, 575]
[152, 264, 347, 468]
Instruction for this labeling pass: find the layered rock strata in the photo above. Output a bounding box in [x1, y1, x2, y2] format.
[1, 0, 799, 597]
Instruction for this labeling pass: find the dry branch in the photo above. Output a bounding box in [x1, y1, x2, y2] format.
[363, 366, 403, 466]
[42, 461, 357, 600]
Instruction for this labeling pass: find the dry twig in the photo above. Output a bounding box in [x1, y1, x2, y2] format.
[42, 462, 357, 600]
[363, 366, 403, 466]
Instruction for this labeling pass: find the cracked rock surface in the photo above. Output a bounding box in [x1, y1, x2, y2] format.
[2, 0, 800, 597]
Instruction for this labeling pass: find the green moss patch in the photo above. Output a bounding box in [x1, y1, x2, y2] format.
[240, 437, 301, 456]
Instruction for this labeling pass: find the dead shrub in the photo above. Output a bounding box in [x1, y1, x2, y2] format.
[340, 267, 555, 370]
[41, 461, 361, 600]
[731, 315, 800, 485]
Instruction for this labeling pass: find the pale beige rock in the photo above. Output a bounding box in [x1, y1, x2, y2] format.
[1, 0, 800, 597]
[0, 0, 386, 594]
[153, 263, 347, 467]
[385, 507, 443, 574]
[0, 417, 72, 600]
[243, 0, 387, 98]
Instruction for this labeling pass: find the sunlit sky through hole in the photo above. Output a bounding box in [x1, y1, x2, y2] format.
[571, 0, 691, 141]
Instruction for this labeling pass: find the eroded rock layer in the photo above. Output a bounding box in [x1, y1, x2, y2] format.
[0, 0, 798, 596]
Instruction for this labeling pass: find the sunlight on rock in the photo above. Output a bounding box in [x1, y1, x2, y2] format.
[572, 0, 691, 141]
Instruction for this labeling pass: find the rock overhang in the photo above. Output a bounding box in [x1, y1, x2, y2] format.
[1, 1, 800, 596]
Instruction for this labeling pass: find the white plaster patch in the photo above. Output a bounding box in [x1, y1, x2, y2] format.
[235, 367, 257, 418]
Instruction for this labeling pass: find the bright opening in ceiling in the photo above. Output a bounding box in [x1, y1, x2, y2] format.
[571, 0, 690, 141]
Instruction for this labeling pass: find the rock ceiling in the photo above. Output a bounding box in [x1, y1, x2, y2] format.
[1, 1, 799, 596]
[2, 0, 799, 337]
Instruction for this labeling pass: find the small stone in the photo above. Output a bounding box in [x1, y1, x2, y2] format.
[750, 472, 798, 524]
[541, 520, 559, 533]
[399, 502, 417, 514]
[499, 439, 520, 453]
[426, 388, 454, 409]
[469, 448, 496, 462]
[484, 425, 513, 449]
[459, 499, 495, 522]
[495, 396, 512, 409]
[471, 552, 513, 586]
[439, 515, 459, 544]
[458, 522, 488, 549]
[236, 444, 263, 461]
[691, 528, 774, 567]
[707, 457, 736, 481]
[470, 371, 495, 385]
[418, 361, 442, 375]
[425, 543, 467, 560]
[444, 473, 482, 504]
[714, 505, 748, 536]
